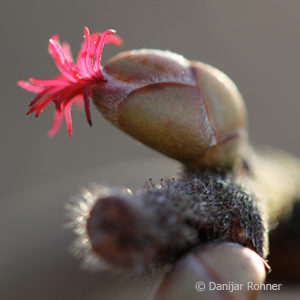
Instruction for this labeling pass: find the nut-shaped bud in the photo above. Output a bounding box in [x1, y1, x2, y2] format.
[152, 242, 267, 300]
[92, 50, 247, 168]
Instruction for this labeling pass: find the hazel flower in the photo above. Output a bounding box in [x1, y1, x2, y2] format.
[18, 27, 122, 137]
[19, 27, 247, 169]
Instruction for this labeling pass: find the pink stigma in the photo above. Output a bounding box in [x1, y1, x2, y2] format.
[18, 27, 122, 137]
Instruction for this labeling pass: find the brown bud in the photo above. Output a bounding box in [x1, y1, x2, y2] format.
[86, 195, 155, 273]
[92, 49, 247, 169]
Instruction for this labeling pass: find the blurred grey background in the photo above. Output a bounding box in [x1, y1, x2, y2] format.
[1, 0, 300, 299]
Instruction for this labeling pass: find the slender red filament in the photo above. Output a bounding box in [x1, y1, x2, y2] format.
[18, 27, 122, 137]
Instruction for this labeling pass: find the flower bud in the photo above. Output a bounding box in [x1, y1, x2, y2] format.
[19, 28, 247, 169]
[92, 50, 247, 168]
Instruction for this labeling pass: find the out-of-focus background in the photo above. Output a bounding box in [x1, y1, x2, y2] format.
[1, 0, 300, 299]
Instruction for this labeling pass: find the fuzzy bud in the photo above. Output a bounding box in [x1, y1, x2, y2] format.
[68, 170, 267, 274]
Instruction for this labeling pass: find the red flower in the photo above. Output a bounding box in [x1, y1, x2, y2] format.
[18, 27, 122, 137]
